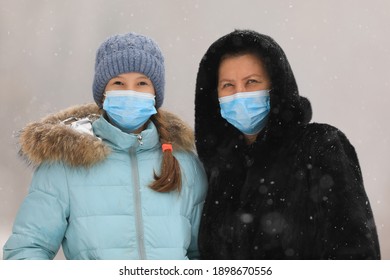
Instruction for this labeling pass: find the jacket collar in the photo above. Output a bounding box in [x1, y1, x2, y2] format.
[18, 103, 194, 167]
[92, 116, 160, 152]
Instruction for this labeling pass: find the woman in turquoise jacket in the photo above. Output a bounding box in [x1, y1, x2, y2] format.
[3, 32, 207, 260]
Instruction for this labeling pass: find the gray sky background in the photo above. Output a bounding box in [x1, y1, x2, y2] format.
[1, 0, 389, 259]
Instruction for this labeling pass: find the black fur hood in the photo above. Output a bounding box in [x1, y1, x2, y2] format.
[195, 30, 312, 162]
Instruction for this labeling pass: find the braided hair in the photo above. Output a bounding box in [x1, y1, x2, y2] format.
[150, 110, 182, 192]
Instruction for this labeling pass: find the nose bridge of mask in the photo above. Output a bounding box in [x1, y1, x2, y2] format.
[235, 90, 270, 99]
[105, 90, 156, 103]
[218, 90, 270, 114]
[218, 90, 270, 103]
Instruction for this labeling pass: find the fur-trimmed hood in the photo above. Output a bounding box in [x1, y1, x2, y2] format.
[18, 103, 195, 167]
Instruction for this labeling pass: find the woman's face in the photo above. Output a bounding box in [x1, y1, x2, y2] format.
[217, 53, 271, 98]
[104, 72, 155, 94]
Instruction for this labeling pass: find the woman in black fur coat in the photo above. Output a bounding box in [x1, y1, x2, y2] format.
[194, 29, 380, 259]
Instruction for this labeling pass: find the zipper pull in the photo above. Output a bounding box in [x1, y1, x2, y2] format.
[137, 134, 143, 146]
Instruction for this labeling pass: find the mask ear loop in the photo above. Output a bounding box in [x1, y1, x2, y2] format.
[162, 143, 173, 152]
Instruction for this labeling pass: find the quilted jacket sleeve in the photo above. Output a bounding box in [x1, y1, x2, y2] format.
[3, 162, 69, 260]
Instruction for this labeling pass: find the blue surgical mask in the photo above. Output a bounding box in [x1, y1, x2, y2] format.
[219, 90, 271, 135]
[103, 90, 157, 133]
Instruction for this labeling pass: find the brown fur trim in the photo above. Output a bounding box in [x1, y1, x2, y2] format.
[157, 109, 195, 152]
[18, 104, 109, 167]
[18, 103, 195, 167]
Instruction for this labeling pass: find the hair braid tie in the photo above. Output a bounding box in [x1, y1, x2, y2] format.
[162, 143, 173, 152]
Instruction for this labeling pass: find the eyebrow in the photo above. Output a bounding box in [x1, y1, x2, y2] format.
[218, 74, 263, 84]
[218, 78, 234, 85]
[243, 74, 263, 80]
[135, 75, 151, 80]
[115, 74, 150, 79]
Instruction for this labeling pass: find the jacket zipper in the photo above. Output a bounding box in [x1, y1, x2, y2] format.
[130, 134, 146, 259]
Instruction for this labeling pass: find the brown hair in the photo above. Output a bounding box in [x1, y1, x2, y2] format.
[219, 49, 272, 83]
[149, 110, 182, 192]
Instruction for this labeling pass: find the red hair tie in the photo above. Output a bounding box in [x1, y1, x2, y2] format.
[162, 143, 173, 152]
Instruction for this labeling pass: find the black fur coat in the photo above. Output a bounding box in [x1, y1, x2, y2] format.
[194, 30, 380, 259]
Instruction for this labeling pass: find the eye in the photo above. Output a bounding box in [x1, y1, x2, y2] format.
[221, 82, 233, 89]
[112, 80, 124, 86]
[138, 80, 150, 86]
[247, 79, 259, 84]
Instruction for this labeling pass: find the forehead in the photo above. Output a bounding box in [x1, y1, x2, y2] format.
[114, 72, 150, 79]
[218, 53, 266, 77]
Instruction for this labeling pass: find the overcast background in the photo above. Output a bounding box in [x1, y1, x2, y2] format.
[1, 0, 389, 260]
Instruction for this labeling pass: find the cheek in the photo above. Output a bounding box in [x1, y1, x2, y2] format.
[249, 84, 267, 91]
[218, 87, 237, 98]
[218, 89, 231, 98]
[105, 84, 121, 92]
[141, 84, 155, 94]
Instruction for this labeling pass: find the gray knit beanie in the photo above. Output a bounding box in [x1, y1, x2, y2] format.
[93, 32, 165, 108]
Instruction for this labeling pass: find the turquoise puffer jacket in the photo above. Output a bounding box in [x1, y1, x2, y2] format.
[3, 104, 207, 260]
